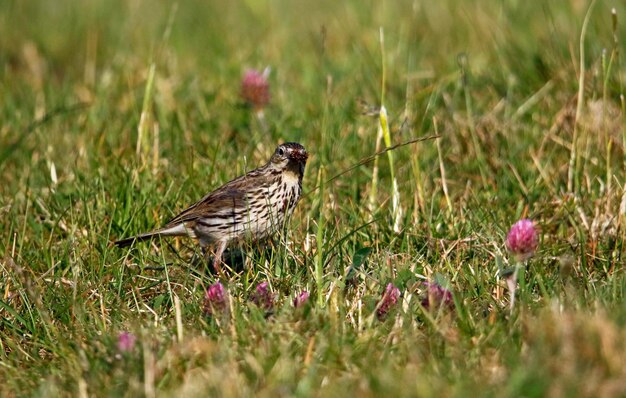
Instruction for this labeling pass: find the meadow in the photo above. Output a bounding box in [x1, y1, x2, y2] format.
[1, 0, 626, 396]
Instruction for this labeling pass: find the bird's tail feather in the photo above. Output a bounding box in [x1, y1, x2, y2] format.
[114, 224, 188, 247]
[114, 232, 160, 247]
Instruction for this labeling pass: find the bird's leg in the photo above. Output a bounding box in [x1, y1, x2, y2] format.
[212, 240, 227, 276]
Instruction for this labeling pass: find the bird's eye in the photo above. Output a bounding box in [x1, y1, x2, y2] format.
[277, 147, 285, 156]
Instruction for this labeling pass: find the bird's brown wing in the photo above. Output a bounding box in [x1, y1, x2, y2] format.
[163, 187, 246, 227]
[163, 168, 275, 228]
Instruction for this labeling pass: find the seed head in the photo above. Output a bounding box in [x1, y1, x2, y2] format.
[421, 281, 454, 311]
[376, 283, 401, 320]
[240, 68, 270, 110]
[506, 219, 538, 261]
[204, 282, 229, 316]
[293, 290, 310, 308]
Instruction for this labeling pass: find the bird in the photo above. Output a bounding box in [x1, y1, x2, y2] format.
[115, 142, 308, 274]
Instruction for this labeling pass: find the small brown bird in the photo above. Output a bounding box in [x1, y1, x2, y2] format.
[115, 142, 308, 273]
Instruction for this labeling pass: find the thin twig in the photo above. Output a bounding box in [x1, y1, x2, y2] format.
[303, 135, 440, 199]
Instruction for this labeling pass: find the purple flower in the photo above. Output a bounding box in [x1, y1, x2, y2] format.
[376, 283, 401, 320]
[293, 290, 310, 308]
[251, 282, 275, 311]
[204, 282, 229, 316]
[506, 219, 538, 262]
[117, 331, 136, 353]
[421, 282, 454, 311]
[240, 68, 270, 110]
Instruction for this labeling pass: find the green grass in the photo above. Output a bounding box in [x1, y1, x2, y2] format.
[2, 0, 626, 396]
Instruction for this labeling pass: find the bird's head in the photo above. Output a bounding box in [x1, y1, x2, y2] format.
[269, 142, 308, 176]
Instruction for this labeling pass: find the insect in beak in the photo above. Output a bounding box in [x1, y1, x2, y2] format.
[292, 149, 308, 162]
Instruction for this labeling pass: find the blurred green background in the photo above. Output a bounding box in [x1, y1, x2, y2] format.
[1, 1, 626, 396]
